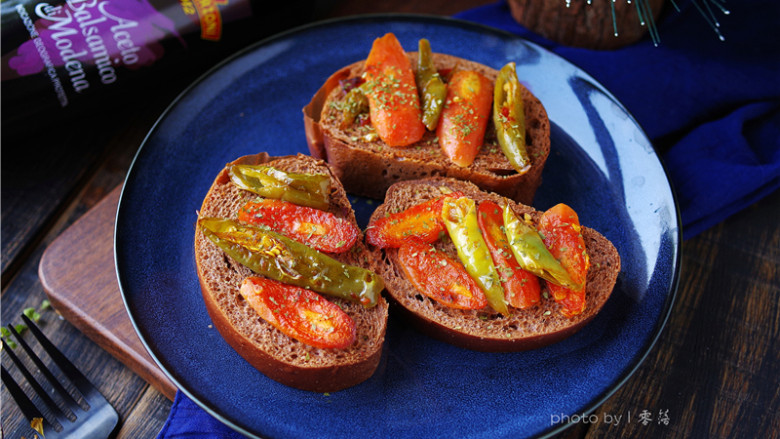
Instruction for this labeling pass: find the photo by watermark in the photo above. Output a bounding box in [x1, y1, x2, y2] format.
[551, 409, 671, 427]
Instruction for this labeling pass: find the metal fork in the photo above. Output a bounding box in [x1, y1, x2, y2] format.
[1, 314, 119, 438]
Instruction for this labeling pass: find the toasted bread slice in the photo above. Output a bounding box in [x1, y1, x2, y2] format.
[367, 177, 620, 352]
[194, 153, 388, 391]
[303, 52, 551, 205]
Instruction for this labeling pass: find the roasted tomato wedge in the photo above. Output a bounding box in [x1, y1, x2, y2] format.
[477, 201, 541, 309]
[365, 191, 464, 248]
[237, 198, 359, 253]
[436, 70, 493, 167]
[538, 203, 590, 318]
[239, 276, 356, 349]
[397, 242, 488, 309]
[364, 33, 425, 147]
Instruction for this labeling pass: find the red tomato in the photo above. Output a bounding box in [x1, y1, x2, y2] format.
[237, 198, 359, 253]
[476, 200, 541, 309]
[436, 70, 493, 167]
[365, 192, 464, 248]
[239, 277, 356, 349]
[364, 33, 425, 147]
[538, 203, 590, 318]
[397, 242, 488, 309]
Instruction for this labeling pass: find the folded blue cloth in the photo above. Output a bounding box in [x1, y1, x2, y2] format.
[158, 1, 780, 437]
[158, 392, 246, 438]
[457, 0, 780, 239]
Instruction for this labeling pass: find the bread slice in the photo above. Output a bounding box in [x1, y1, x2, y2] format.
[194, 153, 389, 392]
[303, 52, 551, 205]
[367, 177, 620, 352]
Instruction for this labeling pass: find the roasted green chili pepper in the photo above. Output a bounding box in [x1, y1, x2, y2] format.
[493, 62, 531, 175]
[340, 83, 369, 130]
[441, 197, 508, 315]
[415, 38, 448, 131]
[502, 204, 580, 290]
[228, 165, 330, 210]
[199, 218, 383, 307]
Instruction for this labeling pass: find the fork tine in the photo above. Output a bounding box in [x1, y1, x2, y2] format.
[7, 322, 82, 411]
[2, 364, 45, 423]
[4, 316, 119, 439]
[1, 338, 73, 427]
[20, 314, 101, 405]
[18, 315, 120, 439]
[1, 364, 60, 437]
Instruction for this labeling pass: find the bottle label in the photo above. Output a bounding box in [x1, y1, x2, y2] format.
[3, 0, 239, 108]
[185, 0, 225, 41]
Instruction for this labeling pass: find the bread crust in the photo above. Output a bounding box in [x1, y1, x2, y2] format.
[194, 153, 388, 392]
[368, 177, 621, 352]
[303, 52, 551, 205]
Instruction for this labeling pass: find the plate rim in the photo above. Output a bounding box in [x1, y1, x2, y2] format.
[114, 13, 682, 439]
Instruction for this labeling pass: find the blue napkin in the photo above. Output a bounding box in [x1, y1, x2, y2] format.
[457, 0, 780, 239]
[158, 392, 246, 438]
[158, 1, 780, 437]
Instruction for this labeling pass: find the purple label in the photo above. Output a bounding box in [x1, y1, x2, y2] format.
[8, 0, 183, 104]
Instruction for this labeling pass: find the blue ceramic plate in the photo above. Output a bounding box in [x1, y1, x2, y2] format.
[116, 15, 680, 439]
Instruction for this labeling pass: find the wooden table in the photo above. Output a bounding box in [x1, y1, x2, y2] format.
[2, 1, 778, 438]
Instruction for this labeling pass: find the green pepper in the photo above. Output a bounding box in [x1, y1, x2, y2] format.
[228, 165, 330, 210]
[415, 39, 448, 131]
[441, 197, 508, 315]
[199, 218, 383, 307]
[493, 62, 531, 175]
[502, 205, 581, 290]
[340, 83, 369, 130]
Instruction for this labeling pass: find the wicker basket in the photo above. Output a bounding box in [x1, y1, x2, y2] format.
[508, 0, 665, 49]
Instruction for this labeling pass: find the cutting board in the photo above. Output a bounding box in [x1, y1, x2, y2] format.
[38, 185, 177, 400]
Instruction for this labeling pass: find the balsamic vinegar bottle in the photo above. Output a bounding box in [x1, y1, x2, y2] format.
[1, 0, 316, 126]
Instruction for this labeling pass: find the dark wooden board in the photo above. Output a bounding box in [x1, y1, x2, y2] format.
[38, 185, 177, 400]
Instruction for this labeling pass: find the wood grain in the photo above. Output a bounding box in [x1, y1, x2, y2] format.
[1, 122, 108, 282]
[115, 388, 174, 438]
[1, 67, 179, 439]
[38, 186, 178, 401]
